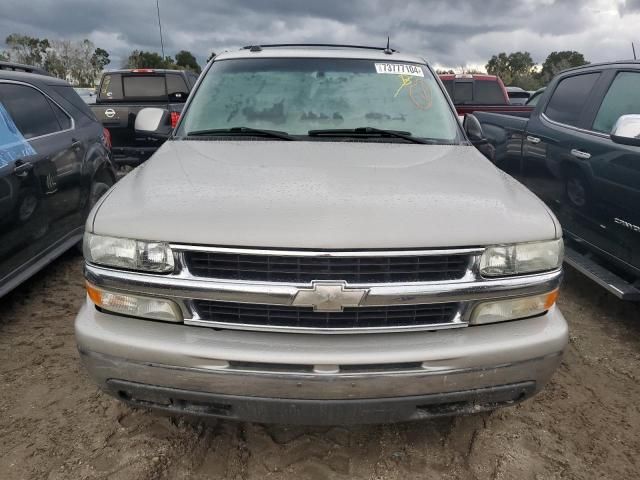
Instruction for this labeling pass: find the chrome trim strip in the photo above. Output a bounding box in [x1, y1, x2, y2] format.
[171, 244, 484, 257]
[184, 308, 468, 335]
[540, 113, 609, 139]
[85, 264, 562, 309]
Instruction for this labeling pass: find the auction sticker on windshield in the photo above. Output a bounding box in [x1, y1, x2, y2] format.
[375, 63, 424, 77]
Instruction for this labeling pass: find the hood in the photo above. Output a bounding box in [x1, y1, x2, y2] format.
[91, 140, 557, 249]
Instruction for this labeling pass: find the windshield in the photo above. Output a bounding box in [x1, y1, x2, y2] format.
[177, 58, 461, 143]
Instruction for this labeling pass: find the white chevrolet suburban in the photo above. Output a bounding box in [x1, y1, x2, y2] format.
[75, 45, 567, 424]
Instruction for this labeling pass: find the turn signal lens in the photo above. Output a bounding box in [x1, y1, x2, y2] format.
[86, 282, 182, 322]
[470, 290, 558, 325]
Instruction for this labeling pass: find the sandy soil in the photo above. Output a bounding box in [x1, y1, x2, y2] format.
[1, 251, 640, 480]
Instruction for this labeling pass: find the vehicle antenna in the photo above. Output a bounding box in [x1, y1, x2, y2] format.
[384, 36, 393, 55]
[156, 0, 166, 60]
[633, 42, 637, 60]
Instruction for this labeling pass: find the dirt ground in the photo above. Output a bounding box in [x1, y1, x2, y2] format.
[1, 251, 640, 480]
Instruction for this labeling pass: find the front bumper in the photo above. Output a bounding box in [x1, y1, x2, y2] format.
[76, 300, 568, 424]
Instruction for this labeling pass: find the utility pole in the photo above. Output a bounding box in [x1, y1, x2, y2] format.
[156, 0, 165, 59]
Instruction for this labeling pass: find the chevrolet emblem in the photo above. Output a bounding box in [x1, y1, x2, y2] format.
[292, 281, 368, 312]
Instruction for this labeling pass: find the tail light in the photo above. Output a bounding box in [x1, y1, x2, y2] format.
[132, 69, 155, 73]
[170, 111, 181, 129]
[102, 127, 112, 151]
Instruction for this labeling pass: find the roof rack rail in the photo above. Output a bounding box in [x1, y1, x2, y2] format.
[0, 61, 51, 76]
[242, 43, 397, 53]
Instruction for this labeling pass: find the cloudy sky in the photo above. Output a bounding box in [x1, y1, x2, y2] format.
[1, 0, 639, 70]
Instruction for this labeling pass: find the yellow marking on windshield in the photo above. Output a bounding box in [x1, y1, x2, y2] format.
[394, 75, 413, 97]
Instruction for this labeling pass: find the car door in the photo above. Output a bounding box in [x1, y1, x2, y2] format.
[567, 70, 640, 270]
[0, 81, 80, 287]
[520, 71, 602, 209]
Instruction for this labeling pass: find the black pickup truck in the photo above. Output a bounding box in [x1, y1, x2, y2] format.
[91, 69, 198, 164]
[475, 61, 640, 300]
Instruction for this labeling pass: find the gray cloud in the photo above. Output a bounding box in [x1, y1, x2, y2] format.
[0, 0, 638, 69]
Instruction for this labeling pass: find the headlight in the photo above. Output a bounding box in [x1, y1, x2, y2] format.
[479, 239, 563, 277]
[86, 282, 183, 322]
[84, 233, 174, 273]
[470, 290, 558, 325]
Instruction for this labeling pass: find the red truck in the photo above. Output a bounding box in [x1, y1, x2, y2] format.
[439, 74, 533, 117]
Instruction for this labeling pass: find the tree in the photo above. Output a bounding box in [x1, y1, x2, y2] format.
[91, 47, 110, 73]
[540, 51, 589, 83]
[486, 51, 535, 86]
[4, 34, 108, 86]
[175, 50, 200, 73]
[0, 51, 8, 61]
[124, 50, 176, 69]
[486, 53, 512, 83]
[4, 33, 50, 67]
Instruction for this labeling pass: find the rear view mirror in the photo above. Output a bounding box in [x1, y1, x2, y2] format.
[611, 114, 640, 147]
[463, 114, 485, 143]
[135, 108, 172, 138]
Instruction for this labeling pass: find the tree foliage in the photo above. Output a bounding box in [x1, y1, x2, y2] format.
[484, 50, 589, 90]
[5, 33, 50, 66]
[2, 33, 110, 86]
[175, 50, 201, 73]
[486, 51, 535, 87]
[540, 51, 589, 83]
[124, 49, 202, 73]
[124, 50, 177, 69]
[91, 47, 111, 71]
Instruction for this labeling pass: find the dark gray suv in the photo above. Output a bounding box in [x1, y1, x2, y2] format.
[0, 63, 116, 298]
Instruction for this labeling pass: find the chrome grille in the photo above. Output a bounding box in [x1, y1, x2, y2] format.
[192, 300, 460, 330]
[184, 251, 470, 283]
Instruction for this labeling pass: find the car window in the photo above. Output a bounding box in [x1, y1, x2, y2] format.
[99, 73, 123, 100]
[188, 72, 199, 88]
[166, 74, 189, 102]
[52, 85, 98, 121]
[123, 75, 166, 97]
[0, 101, 37, 163]
[545, 73, 600, 127]
[475, 80, 507, 104]
[592, 71, 640, 134]
[441, 79, 454, 98]
[0, 83, 62, 138]
[167, 74, 188, 93]
[526, 91, 543, 106]
[454, 82, 473, 103]
[179, 58, 461, 142]
[50, 101, 72, 130]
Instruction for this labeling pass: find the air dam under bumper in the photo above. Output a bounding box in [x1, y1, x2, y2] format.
[76, 300, 568, 424]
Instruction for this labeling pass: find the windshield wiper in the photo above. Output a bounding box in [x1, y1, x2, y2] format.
[186, 127, 296, 141]
[307, 127, 430, 144]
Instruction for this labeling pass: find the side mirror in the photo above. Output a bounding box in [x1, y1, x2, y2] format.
[611, 114, 640, 147]
[135, 108, 172, 138]
[463, 114, 486, 143]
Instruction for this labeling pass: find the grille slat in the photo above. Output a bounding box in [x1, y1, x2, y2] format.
[192, 301, 459, 330]
[185, 252, 469, 283]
